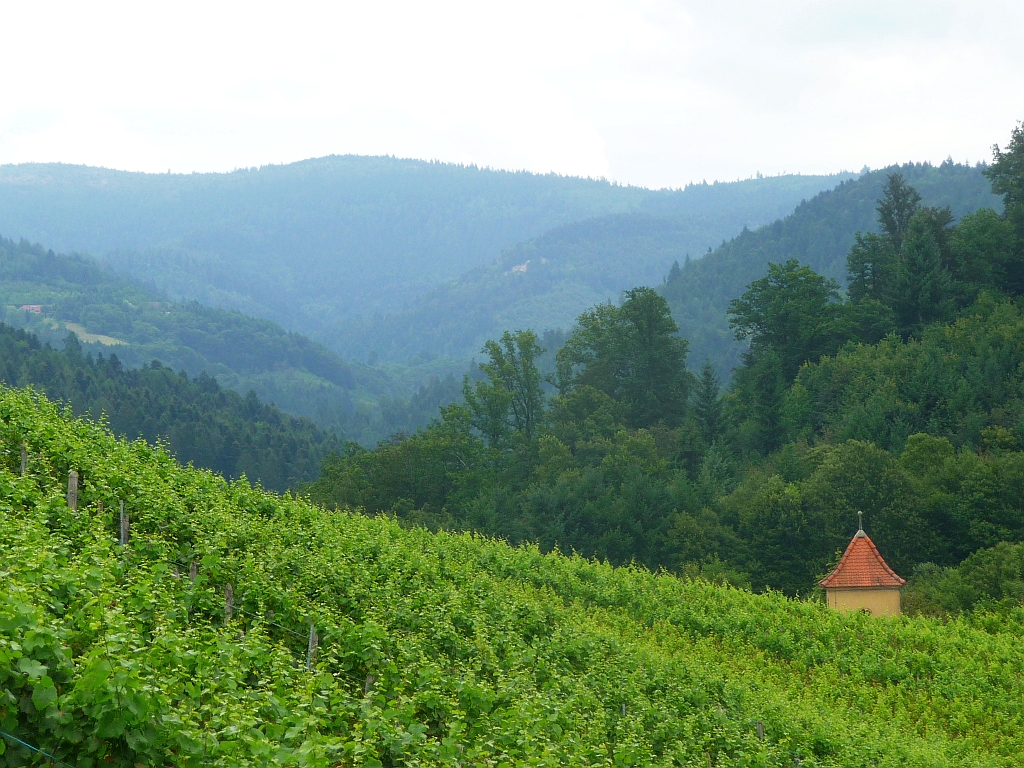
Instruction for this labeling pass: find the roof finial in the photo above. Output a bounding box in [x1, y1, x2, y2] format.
[856, 510, 866, 537]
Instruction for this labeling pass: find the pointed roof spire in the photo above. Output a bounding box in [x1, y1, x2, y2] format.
[819, 513, 906, 589]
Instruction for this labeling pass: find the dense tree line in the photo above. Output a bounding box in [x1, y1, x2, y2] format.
[0, 323, 339, 490]
[307, 124, 1024, 605]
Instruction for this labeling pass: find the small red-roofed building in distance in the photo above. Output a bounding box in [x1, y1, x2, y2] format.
[819, 512, 906, 617]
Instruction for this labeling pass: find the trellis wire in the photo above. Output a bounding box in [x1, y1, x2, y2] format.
[0, 729, 75, 768]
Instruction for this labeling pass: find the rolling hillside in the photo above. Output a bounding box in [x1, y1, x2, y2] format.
[0, 320, 343, 491]
[336, 173, 856, 361]
[2, 384, 1024, 766]
[0, 159, 847, 361]
[0, 236, 455, 445]
[661, 161, 1001, 376]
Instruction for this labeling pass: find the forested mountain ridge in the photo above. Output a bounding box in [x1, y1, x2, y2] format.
[662, 161, 1001, 376]
[0, 158, 847, 360]
[4, 384, 1024, 766]
[0, 158, 646, 339]
[0, 236, 457, 444]
[335, 172, 854, 361]
[0, 323, 337, 490]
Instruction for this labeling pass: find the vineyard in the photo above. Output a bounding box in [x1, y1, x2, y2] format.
[2, 384, 1024, 767]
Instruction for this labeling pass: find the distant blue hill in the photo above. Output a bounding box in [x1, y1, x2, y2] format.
[0, 158, 849, 362]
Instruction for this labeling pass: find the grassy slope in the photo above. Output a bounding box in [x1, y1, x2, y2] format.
[662, 162, 1001, 377]
[2, 385, 1023, 766]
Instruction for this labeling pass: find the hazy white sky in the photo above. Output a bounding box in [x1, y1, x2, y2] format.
[2, 0, 1021, 188]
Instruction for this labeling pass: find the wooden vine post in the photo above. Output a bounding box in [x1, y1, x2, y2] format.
[119, 501, 129, 546]
[67, 470, 78, 511]
[20, 443, 27, 476]
[189, 562, 198, 582]
[306, 625, 318, 671]
[224, 584, 234, 623]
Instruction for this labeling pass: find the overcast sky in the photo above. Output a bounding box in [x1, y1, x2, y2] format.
[2, 0, 1021, 188]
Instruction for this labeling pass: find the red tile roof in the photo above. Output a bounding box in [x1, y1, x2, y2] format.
[819, 531, 906, 589]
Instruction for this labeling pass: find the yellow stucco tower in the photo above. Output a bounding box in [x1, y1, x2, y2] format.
[819, 513, 906, 617]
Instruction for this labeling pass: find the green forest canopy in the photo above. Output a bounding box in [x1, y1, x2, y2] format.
[0, 322, 338, 491]
[332, 173, 856, 362]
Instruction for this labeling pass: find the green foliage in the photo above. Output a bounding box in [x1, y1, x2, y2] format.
[728, 259, 844, 382]
[786, 297, 1024, 452]
[311, 296, 1024, 596]
[464, 331, 546, 444]
[844, 176, 961, 337]
[904, 541, 1024, 616]
[4, 385, 1024, 765]
[727, 155, 1022, 454]
[947, 208, 1016, 302]
[557, 288, 691, 429]
[0, 237, 357, 389]
[311, 129, 1024, 602]
[0, 322, 337, 491]
[877, 172, 923, 249]
[691, 360, 724, 446]
[985, 121, 1024, 293]
[727, 349, 788, 456]
[662, 161, 1001, 377]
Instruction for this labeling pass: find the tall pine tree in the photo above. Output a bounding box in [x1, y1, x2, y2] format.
[693, 360, 724, 446]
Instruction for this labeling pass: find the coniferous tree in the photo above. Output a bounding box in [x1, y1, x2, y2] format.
[878, 172, 923, 251]
[892, 209, 954, 335]
[693, 360, 724, 446]
[667, 260, 682, 283]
